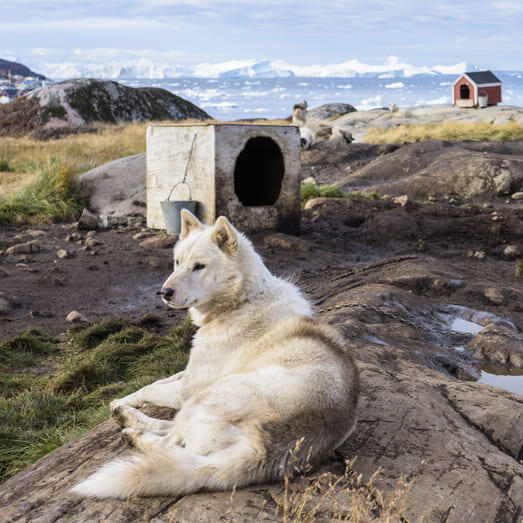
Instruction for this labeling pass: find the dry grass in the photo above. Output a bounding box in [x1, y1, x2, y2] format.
[365, 120, 523, 144]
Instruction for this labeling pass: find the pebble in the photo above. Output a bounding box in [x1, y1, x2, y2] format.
[393, 195, 409, 207]
[66, 311, 89, 323]
[302, 176, 317, 186]
[503, 245, 521, 258]
[483, 287, 504, 305]
[6, 240, 41, 255]
[139, 236, 176, 249]
[56, 249, 71, 259]
[77, 208, 100, 230]
[511, 192, 523, 201]
[85, 238, 100, 247]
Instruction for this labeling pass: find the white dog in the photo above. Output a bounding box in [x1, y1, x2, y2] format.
[72, 211, 359, 499]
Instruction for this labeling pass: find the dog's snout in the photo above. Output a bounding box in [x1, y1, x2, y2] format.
[160, 287, 174, 299]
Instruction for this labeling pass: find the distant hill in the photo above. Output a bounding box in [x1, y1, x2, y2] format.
[0, 58, 46, 80]
[0, 78, 210, 137]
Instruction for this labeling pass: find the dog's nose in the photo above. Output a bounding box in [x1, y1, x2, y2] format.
[159, 287, 174, 299]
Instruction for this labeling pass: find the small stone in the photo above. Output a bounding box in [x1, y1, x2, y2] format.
[6, 240, 41, 255]
[27, 229, 46, 237]
[85, 237, 100, 247]
[86, 230, 96, 238]
[71, 232, 82, 241]
[76, 240, 84, 245]
[393, 195, 409, 207]
[81, 245, 93, 251]
[263, 232, 312, 252]
[473, 250, 486, 260]
[77, 208, 100, 230]
[133, 231, 152, 240]
[56, 249, 71, 259]
[17, 255, 29, 263]
[66, 311, 88, 323]
[89, 250, 97, 256]
[65, 235, 73, 243]
[483, 287, 504, 305]
[302, 176, 317, 186]
[503, 245, 521, 259]
[139, 236, 176, 249]
[511, 191, 523, 201]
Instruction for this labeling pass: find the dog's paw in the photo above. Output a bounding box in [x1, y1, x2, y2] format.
[121, 428, 144, 448]
[109, 399, 124, 413]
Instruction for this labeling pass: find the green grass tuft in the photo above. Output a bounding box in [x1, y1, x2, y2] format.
[0, 159, 86, 225]
[347, 190, 381, 201]
[516, 259, 523, 278]
[0, 316, 195, 481]
[301, 184, 346, 204]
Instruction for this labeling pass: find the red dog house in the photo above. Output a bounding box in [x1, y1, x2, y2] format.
[453, 71, 502, 108]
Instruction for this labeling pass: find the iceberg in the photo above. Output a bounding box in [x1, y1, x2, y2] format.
[38, 55, 477, 80]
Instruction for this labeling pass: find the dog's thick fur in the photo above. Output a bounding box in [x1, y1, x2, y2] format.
[71, 211, 359, 499]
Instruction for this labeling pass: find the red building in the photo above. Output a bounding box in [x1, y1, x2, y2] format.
[453, 71, 502, 108]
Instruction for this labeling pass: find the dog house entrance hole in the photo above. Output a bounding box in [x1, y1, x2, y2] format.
[460, 84, 470, 99]
[234, 136, 284, 206]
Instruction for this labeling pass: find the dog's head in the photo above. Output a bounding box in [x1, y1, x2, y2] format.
[160, 210, 243, 310]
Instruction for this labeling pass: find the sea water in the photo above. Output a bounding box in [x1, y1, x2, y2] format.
[121, 73, 523, 120]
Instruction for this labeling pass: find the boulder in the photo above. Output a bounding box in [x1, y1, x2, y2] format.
[0, 79, 210, 137]
[466, 323, 523, 368]
[78, 154, 146, 219]
[307, 103, 357, 120]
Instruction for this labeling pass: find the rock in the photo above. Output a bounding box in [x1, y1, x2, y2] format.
[262, 232, 312, 252]
[483, 287, 505, 305]
[139, 235, 176, 249]
[511, 191, 523, 201]
[0, 78, 210, 137]
[132, 231, 153, 241]
[78, 154, 146, 220]
[66, 311, 88, 323]
[56, 249, 71, 259]
[86, 231, 96, 238]
[393, 194, 409, 207]
[467, 323, 523, 368]
[503, 244, 521, 258]
[146, 256, 173, 270]
[26, 229, 46, 237]
[302, 176, 317, 186]
[85, 238, 100, 248]
[77, 208, 100, 230]
[444, 383, 523, 459]
[17, 255, 29, 263]
[6, 240, 41, 255]
[336, 140, 523, 201]
[307, 103, 357, 120]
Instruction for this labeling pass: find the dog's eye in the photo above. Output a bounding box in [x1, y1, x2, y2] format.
[192, 263, 205, 271]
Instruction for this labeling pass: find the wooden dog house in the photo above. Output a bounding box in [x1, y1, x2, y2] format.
[453, 71, 502, 108]
[146, 123, 301, 234]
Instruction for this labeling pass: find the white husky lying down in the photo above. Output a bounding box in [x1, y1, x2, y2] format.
[72, 210, 359, 499]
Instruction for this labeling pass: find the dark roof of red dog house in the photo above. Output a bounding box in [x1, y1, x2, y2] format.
[464, 71, 501, 85]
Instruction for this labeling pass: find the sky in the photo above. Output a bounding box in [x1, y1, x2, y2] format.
[1, 0, 523, 73]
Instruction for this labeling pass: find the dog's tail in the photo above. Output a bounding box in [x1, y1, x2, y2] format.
[70, 443, 264, 499]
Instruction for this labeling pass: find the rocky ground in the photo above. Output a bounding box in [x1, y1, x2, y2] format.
[306, 103, 523, 142]
[0, 137, 522, 521]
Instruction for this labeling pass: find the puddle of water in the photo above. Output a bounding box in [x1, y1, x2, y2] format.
[478, 366, 523, 396]
[449, 317, 483, 335]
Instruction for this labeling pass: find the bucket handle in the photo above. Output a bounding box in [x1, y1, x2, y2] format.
[166, 133, 197, 202]
[166, 180, 192, 201]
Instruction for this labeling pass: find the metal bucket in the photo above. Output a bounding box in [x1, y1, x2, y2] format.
[160, 180, 196, 235]
[160, 199, 197, 235]
[478, 94, 488, 108]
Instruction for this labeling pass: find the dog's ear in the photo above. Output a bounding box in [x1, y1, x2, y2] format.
[180, 209, 202, 239]
[212, 216, 238, 254]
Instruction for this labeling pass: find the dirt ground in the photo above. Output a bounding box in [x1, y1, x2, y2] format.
[1, 196, 521, 339]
